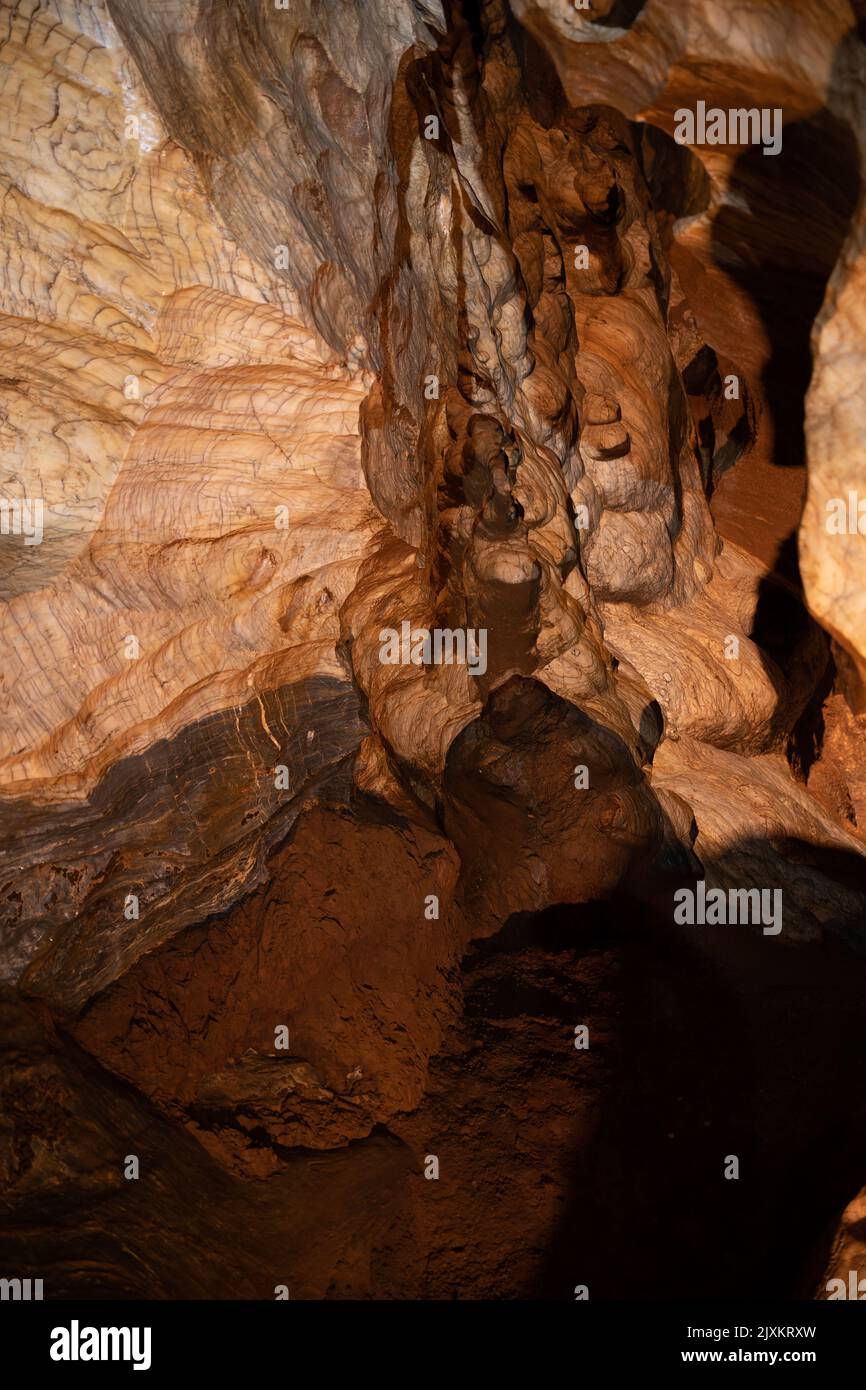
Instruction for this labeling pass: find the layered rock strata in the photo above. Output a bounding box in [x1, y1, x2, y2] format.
[1, 0, 865, 1300]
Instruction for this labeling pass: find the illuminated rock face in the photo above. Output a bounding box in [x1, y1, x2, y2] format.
[1, 0, 865, 1300]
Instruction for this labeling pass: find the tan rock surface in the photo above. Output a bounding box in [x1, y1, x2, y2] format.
[1, 0, 865, 1304]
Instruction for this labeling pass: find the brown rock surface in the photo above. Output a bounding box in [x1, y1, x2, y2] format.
[1, 0, 866, 1303]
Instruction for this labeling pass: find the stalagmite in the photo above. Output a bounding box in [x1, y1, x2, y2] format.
[1, 0, 865, 1307]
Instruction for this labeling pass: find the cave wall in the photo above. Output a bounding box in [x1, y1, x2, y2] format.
[1, 0, 866, 1301]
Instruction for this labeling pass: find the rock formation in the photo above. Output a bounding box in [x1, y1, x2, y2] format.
[1, 0, 865, 1301]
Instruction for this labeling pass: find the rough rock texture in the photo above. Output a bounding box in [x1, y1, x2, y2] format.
[802, 193, 866, 707]
[1, 0, 865, 1300]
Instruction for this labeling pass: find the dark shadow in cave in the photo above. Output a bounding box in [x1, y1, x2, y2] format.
[497, 846, 866, 1300]
[3, 828, 866, 1300]
[704, 32, 863, 665]
[708, 101, 860, 482]
[461, 861, 866, 1295]
[706, 35, 863, 751]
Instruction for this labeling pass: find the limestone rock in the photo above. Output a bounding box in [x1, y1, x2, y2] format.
[1, 0, 866, 1305]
